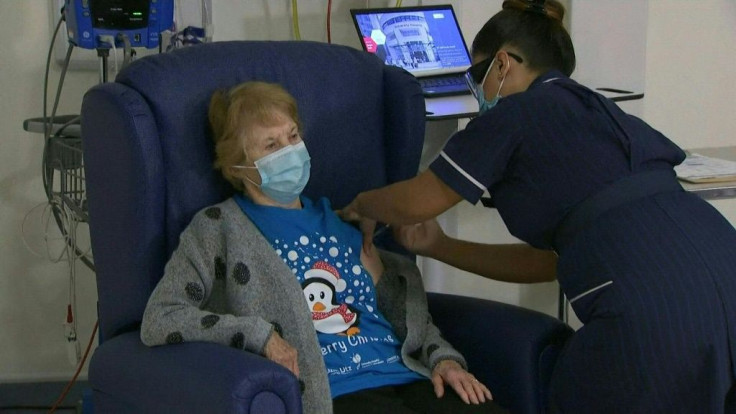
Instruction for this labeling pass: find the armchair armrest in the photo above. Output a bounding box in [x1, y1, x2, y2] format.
[427, 293, 573, 414]
[89, 331, 302, 413]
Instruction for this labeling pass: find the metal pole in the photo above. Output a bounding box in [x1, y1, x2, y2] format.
[96, 48, 109, 83]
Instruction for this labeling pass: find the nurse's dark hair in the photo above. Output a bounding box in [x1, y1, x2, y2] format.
[472, 0, 576, 76]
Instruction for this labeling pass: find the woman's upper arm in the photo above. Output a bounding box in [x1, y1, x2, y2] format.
[360, 243, 384, 285]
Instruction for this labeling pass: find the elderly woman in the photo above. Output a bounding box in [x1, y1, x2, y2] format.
[140, 81, 506, 414]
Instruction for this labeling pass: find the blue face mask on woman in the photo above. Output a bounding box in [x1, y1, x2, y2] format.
[235, 141, 311, 205]
[469, 57, 506, 114]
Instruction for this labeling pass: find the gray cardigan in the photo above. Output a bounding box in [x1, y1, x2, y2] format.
[140, 198, 466, 414]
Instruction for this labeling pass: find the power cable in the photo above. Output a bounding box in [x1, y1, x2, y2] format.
[47, 321, 98, 414]
[327, 0, 333, 44]
[42, 7, 94, 271]
[42, 11, 64, 199]
[291, 0, 301, 40]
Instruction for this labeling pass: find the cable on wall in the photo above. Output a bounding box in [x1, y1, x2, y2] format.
[42, 14, 67, 199]
[42, 11, 94, 271]
[291, 0, 301, 40]
[36, 9, 99, 398]
[327, 0, 333, 43]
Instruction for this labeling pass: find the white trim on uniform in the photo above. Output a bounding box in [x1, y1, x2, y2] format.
[568, 280, 613, 304]
[439, 151, 488, 192]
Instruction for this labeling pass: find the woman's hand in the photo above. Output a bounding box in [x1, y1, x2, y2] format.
[431, 360, 493, 404]
[264, 331, 300, 378]
[393, 218, 446, 258]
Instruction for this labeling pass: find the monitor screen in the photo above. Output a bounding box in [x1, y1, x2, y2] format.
[90, 0, 149, 30]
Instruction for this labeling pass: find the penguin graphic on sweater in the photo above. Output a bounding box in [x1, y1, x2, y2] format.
[302, 261, 360, 336]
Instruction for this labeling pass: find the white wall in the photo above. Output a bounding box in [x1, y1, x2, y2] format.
[0, 0, 734, 382]
[645, 1, 736, 149]
[569, 0, 647, 116]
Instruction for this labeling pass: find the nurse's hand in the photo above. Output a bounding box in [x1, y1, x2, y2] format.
[337, 202, 377, 255]
[393, 218, 445, 257]
[431, 360, 493, 404]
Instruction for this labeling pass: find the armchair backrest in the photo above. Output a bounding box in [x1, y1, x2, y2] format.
[81, 41, 425, 342]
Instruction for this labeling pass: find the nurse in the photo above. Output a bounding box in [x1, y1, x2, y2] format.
[340, 0, 736, 412]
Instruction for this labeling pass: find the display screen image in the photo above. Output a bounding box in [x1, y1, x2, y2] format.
[90, 0, 149, 30]
[352, 6, 471, 77]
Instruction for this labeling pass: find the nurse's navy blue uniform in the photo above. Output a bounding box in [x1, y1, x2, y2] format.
[430, 70, 736, 413]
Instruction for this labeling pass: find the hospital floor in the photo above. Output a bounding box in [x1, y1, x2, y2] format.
[0, 380, 89, 413]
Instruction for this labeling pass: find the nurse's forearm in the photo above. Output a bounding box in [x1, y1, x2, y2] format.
[354, 184, 429, 224]
[427, 237, 558, 283]
[354, 171, 463, 225]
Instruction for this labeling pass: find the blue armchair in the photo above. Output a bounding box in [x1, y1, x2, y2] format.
[81, 40, 572, 413]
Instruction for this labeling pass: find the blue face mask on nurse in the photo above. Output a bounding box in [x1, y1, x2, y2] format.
[464, 52, 524, 114]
